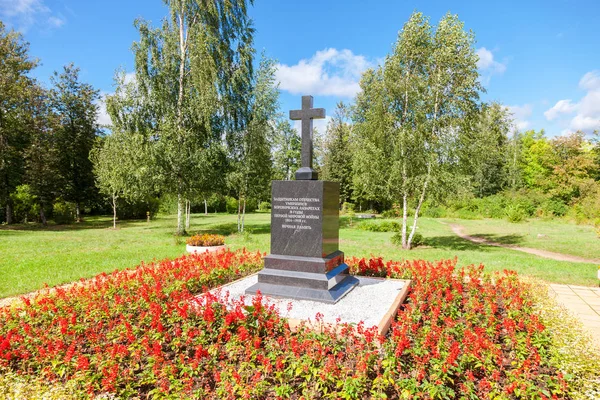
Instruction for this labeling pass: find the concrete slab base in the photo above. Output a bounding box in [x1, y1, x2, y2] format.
[197, 274, 411, 336]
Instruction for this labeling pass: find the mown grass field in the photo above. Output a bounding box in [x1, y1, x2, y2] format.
[1, 213, 598, 298]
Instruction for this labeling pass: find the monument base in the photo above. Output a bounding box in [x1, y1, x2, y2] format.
[245, 252, 358, 304]
[245, 274, 358, 304]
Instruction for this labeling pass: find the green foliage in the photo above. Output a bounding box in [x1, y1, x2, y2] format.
[357, 220, 400, 232]
[10, 184, 38, 223]
[539, 198, 568, 217]
[506, 205, 527, 223]
[352, 11, 482, 249]
[207, 193, 227, 213]
[226, 197, 239, 214]
[0, 22, 40, 224]
[108, 0, 255, 235]
[462, 102, 513, 197]
[391, 231, 424, 247]
[272, 120, 301, 181]
[52, 199, 76, 224]
[322, 102, 354, 203]
[258, 201, 270, 212]
[50, 64, 101, 219]
[117, 197, 160, 220]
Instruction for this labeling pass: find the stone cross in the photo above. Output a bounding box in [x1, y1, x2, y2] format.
[290, 95, 325, 180]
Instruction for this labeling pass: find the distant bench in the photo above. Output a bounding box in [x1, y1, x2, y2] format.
[356, 214, 376, 219]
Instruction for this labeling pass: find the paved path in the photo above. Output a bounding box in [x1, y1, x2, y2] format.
[449, 223, 600, 264]
[547, 283, 600, 347]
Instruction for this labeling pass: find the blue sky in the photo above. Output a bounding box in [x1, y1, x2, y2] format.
[1, 0, 599, 136]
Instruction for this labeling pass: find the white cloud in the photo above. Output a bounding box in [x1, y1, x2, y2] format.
[543, 70, 600, 134]
[476, 47, 506, 84]
[579, 70, 600, 91]
[275, 48, 372, 98]
[292, 116, 332, 138]
[543, 99, 577, 121]
[0, 0, 65, 31]
[507, 104, 532, 130]
[47, 15, 65, 28]
[96, 93, 112, 127]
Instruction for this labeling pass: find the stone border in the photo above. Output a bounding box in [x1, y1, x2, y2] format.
[282, 277, 411, 337]
[186, 244, 226, 254]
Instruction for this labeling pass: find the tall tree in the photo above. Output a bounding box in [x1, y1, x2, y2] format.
[228, 53, 279, 232]
[110, 0, 255, 235]
[353, 12, 482, 249]
[0, 21, 38, 224]
[272, 120, 301, 181]
[90, 132, 154, 229]
[322, 102, 353, 205]
[461, 102, 512, 196]
[50, 63, 101, 222]
[24, 85, 61, 225]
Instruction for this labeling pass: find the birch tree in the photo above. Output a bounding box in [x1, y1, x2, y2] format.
[353, 12, 481, 249]
[109, 0, 254, 235]
[228, 53, 279, 232]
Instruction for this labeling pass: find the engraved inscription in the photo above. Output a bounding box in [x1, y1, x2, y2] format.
[272, 197, 321, 231]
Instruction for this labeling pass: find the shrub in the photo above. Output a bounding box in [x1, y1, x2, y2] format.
[506, 204, 527, 223]
[186, 234, 225, 246]
[207, 194, 227, 213]
[380, 209, 396, 218]
[538, 198, 568, 217]
[117, 197, 160, 220]
[52, 200, 76, 224]
[258, 201, 270, 212]
[357, 220, 400, 232]
[422, 205, 447, 218]
[225, 196, 238, 214]
[456, 207, 481, 220]
[10, 184, 39, 223]
[390, 231, 424, 247]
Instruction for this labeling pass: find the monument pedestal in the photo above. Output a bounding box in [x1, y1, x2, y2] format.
[246, 180, 357, 304]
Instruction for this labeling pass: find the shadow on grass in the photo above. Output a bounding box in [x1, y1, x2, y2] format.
[0, 218, 147, 233]
[193, 223, 271, 236]
[426, 233, 525, 251]
[425, 235, 493, 252]
[471, 234, 525, 246]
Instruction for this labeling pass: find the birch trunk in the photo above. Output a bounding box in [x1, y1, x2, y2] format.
[401, 156, 408, 249]
[407, 162, 431, 248]
[237, 196, 241, 233]
[112, 195, 117, 229]
[204, 199, 207, 215]
[176, 192, 185, 235]
[241, 198, 246, 233]
[185, 200, 190, 230]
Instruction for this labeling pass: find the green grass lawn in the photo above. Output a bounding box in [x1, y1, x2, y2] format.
[448, 217, 600, 260]
[1, 213, 598, 298]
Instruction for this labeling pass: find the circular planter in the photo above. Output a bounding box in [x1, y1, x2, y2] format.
[186, 244, 226, 254]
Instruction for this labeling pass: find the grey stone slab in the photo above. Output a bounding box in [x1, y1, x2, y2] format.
[264, 250, 344, 274]
[257, 263, 350, 290]
[270, 180, 339, 258]
[245, 275, 359, 304]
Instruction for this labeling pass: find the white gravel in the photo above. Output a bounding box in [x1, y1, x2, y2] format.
[202, 275, 406, 328]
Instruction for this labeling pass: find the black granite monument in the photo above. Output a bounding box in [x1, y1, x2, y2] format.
[246, 96, 358, 303]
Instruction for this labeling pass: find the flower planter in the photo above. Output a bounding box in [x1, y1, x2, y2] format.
[186, 244, 226, 254]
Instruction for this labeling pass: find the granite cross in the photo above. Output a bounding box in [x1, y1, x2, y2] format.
[290, 95, 325, 180]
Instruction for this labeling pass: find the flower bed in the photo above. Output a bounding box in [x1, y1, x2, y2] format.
[0, 252, 573, 398]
